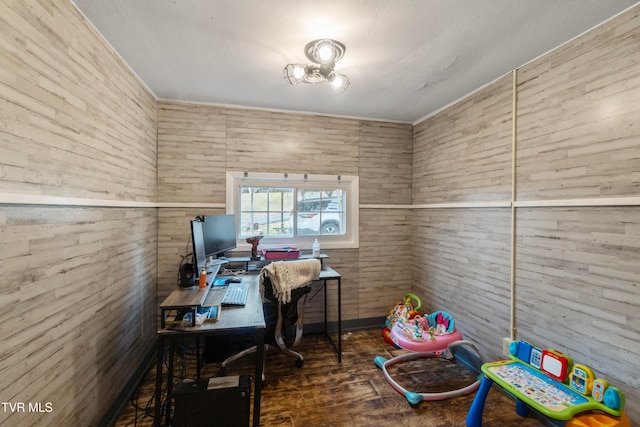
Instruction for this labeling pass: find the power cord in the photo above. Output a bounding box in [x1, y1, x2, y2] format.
[119, 340, 199, 426]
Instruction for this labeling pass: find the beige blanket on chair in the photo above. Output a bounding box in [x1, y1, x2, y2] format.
[260, 258, 321, 303]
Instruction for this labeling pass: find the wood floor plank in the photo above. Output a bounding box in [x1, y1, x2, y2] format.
[114, 330, 544, 427]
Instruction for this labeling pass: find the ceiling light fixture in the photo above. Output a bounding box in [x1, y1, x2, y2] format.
[284, 39, 350, 93]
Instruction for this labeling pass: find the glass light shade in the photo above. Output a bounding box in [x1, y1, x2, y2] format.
[305, 39, 345, 64]
[292, 65, 306, 79]
[317, 42, 336, 63]
[328, 73, 350, 93]
[283, 64, 307, 85]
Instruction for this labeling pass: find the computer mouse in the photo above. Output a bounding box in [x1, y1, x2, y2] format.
[225, 277, 242, 284]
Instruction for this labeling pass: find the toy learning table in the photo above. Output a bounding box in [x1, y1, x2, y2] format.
[466, 360, 628, 427]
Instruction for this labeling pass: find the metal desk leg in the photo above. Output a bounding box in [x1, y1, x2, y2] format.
[323, 279, 328, 335]
[322, 278, 343, 363]
[337, 276, 342, 363]
[253, 330, 265, 427]
[164, 338, 176, 425]
[195, 336, 201, 379]
[153, 336, 164, 427]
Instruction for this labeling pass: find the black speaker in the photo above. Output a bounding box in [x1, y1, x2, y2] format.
[179, 263, 196, 287]
[173, 375, 251, 427]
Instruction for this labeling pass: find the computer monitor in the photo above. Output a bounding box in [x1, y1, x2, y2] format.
[202, 214, 237, 258]
[190, 219, 207, 274]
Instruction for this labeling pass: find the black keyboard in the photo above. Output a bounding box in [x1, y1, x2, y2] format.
[221, 282, 248, 306]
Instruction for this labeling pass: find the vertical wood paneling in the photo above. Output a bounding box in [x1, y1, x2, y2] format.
[224, 108, 360, 176]
[0, 0, 157, 201]
[412, 75, 513, 204]
[358, 209, 412, 317]
[0, 207, 157, 427]
[358, 122, 413, 205]
[516, 6, 640, 201]
[411, 208, 512, 361]
[157, 103, 227, 203]
[0, 1, 158, 426]
[515, 207, 640, 412]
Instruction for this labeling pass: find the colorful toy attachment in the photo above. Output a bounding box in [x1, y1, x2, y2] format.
[592, 378, 609, 403]
[386, 293, 422, 327]
[569, 364, 594, 396]
[541, 349, 573, 382]
[381, 293, 422, 348]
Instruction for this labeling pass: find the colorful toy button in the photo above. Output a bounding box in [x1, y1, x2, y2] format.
[604, 387, 624, 410]
[592, 378, 608, 403]
[569, 364, 594, 396]
[530, 347, 542, 369]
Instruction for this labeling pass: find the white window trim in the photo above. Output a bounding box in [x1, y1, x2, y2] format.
[226, 171, 359, 251]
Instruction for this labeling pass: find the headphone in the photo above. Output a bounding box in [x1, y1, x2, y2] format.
[179, 263, 196, 287]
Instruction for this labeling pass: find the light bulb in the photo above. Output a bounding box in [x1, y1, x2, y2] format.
[330, 75, 344, 88]
[284, 64, 308, 85]
[328, 73, 349, 93]
[317, 42, 335, 63]
[293, 65, 305, 79]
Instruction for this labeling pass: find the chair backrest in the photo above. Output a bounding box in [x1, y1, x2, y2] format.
[263, 275, 311, 312]
[262, 275, 311, 345]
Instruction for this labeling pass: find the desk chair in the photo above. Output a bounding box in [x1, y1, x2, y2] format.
[219, 259, 320, 383]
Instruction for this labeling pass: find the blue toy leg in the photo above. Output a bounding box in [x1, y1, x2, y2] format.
[466, 375, 492, 427]
[515, 399, 530, 418]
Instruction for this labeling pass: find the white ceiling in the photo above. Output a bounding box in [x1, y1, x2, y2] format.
[72, 0, 638, 123]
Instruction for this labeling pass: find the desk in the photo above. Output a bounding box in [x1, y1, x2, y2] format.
[153, 263, 342, 427]
[153, 275, 265, 427]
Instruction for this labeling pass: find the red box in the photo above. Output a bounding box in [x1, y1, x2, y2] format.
[262, 249, 300, 260]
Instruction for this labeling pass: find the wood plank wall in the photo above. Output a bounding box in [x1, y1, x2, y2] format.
[413, 75, 513, 204]
[156, 102, 413, 324]
[412, 5, 640, 422]
[0, 1, 157, 426]
[411, 74, 514, 364]
[4, 0, 638, 424]
[358, 123, 413, 319]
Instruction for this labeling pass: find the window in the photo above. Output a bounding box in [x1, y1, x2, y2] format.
[226, 172, 359, 250]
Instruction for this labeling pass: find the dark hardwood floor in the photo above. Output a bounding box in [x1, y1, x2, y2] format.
[114, 329, 544, 427]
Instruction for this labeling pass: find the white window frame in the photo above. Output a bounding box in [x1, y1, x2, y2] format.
[226, 171, 359, 251]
